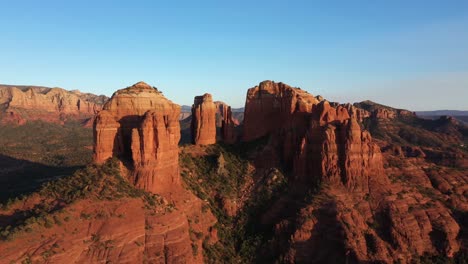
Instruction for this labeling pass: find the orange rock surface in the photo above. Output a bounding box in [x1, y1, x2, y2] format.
[243, 81, 320, 142]
[93, 82, 181, 194]
[216, 102, 237, 144]
[191, 94, 216, 145]
[242, 80, 464, 263]
[0, 190, 216, 264]
[0, 85, 106, 124]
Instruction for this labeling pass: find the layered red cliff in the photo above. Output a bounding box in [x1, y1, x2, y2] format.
[242, 80, 463, 263]
[243, 81, 384, 191]
[0, 82, 217, 263]
[0, 85, 107, 125]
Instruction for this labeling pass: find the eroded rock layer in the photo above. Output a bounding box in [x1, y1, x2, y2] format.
[0, 85, 107, 124]
[0, 187, 216, 264]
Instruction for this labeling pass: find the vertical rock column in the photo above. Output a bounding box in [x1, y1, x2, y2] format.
[220, 104, 237, 144]
[191, 93, 216, 145]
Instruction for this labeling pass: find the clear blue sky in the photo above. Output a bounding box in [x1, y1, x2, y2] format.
[1, 0, 467, 110]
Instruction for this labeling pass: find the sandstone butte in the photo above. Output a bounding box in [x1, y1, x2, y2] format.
[242, 80, 462, 263]
[94, 82, 184, 195]
[0, 84, 106, 125]
[0, 80, 465, 263]
[191, 93, 217, 145]
[0, 82, 217, 264]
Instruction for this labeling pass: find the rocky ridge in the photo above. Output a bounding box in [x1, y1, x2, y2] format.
[241, 80, 465, 263]
[0, 84, 107, 125]
[0, 80, 466, 264]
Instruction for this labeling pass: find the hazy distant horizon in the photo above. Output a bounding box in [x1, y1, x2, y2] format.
[2, 80, 467, 112]
[1, 1, 467, 110]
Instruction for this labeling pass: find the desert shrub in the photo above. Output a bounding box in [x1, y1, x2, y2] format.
[0, 158, 160, 241]
[0, 120, 94, 201]
[180, 137, 298, 263]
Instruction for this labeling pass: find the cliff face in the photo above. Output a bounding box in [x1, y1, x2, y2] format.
[191, 94, 217, 145]
[242, 81, 463, 263]
[242, 81, 381, 192]
[94, 82, 181, 195]
[0, 82, 218, 264]
[242, 81, 320, 142]
[0, 85, 107, 124]
[216, 102, 238, 144]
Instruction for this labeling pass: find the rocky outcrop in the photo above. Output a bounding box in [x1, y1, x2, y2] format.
[294, 112, 386, 193]
[243, 81, 320, 142]
[93, 82, 181, 194]
[216, 102, 237, 144]
[191, 94, 216, 145]
[242, 80, 464, 263]
[243, 81, 383, 192]
[372, 108, 396, 119]
[0, 188, 216, 264]
[0, 85, 107, 124]
[343, 103, 370, 122]
[0, 82, 218, 264]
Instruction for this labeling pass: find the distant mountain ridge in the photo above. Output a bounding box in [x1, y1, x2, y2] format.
[180, 104, 244, 122]
[181, 105, 244, 113]
[0, 84, 108, 125]
[416, 110, 468, 124]
[416, 110, 468, 116]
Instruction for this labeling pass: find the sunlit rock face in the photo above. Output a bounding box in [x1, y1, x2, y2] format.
[242, 81, 462, 263]
[0, 84, 107, 124]
[242, 80, 385, 192]
[191, 93, 216, 145]
[93, 82, 181, 194]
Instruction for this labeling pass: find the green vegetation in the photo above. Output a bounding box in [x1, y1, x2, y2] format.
[180, 144, 249, 201]
[363, 117, 448, 148]
[0, 158, 162, 241]
[357, 102, 467, 151]
[0, 120, 93, 201]
[38, 158, 145, 203]
[116, 84, 163, 95]
[180, 137, 294, 263]
[416, 251, 468, 264]
[354, 100, 398, 113]
[0, 120, 92, 166]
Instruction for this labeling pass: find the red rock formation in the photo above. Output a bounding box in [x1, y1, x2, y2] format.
[216, 102, 237, 144]
[0, 82, 218, 264]
[0, 188, 216, 264]
[243, 81, 319, 142]
[243, 81, 383, 192]
[242, 80, 463, 263]
[343, 103, 370, 122]
[291, 101, 386, 193]
[0, 85, 106, 124]
[191, 94, 216, 145]
[214, 101, 240, 126]
[372, 108, 396, 119]
[93, 82, 181, 194]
